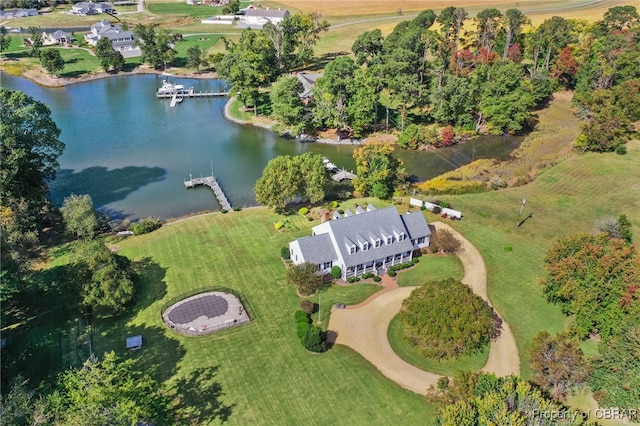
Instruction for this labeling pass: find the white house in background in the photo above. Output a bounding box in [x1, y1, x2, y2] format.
[243, 8, 289, 28]
[289, 205, 431, 279]
[43, 30, 72, 45]
[0, 8, 38, 19]
[85, 20, 141, 57]
[72, 2, 114, 15]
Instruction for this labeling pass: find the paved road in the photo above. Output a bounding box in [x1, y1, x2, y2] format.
[329, 221, 520, 394]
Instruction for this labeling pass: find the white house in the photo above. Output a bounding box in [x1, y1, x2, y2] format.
[43, 30, 72, 45]
[0, 8, 38, 19]
[72, 2, 114, 15]
[289, 205, 431, 279]
[243, 8, 289, 28]
[85, 20, 140, 57]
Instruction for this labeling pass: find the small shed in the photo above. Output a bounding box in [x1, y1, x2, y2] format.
[126, 335, 143, 350]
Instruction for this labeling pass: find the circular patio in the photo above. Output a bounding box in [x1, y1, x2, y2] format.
[162, 291, 250, 336]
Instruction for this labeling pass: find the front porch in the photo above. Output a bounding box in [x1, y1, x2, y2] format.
[344, 251, 412, 279]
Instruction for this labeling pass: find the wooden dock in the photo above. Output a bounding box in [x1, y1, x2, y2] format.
[157, 88, 229, 100]
[184, 175, 232, 211]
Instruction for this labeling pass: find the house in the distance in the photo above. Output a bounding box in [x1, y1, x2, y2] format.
[72, 2, 115, 15]
[295, 72, 322, 102]
[43, 30, 72, 45]
[289, 205, 431, 279]
[242, 8, 289, 29]
[0, 8, 38, 19]
[85, 20, 141, 57]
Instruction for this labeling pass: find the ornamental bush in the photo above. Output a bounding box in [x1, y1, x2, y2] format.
[295, 310, 310, 323]
[373, 276, 381, 282]
[300, 300, 315, 314]
[388, 270, 396, 277]
[274, 221, 284, 230]
[330, 265, 342, 279]
[281, 246, 290, 259]
[303, 326, 327, 353]
[299, 207, 309, 215]
[400, 278, 499, 360]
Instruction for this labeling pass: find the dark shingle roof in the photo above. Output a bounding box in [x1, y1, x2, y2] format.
[295, 233, 337, 264]
[401, 211, 431, 240]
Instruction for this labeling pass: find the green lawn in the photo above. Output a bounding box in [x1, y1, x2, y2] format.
[396, 254, 463, 287]
[387, 315, 489, 376]
[88, 208, 432, 424]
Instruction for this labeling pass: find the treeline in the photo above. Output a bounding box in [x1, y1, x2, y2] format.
[218, 6, 639, 152]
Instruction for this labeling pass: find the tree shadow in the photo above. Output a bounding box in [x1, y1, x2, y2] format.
[325, 330, 338, 350]
[170, 366, 234, 424]
[300, 51, 350, 72]
[59, 70, 88, 78]
[50, 165, 166, 209]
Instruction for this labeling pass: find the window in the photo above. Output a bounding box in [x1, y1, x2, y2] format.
[349, 245, 356, 255]
[398, 232, 405, 241]
[386, 236, 392, 245]
[362, 242, 369, 251]
[418, 237, 425, 244]
[375, 239, 381, 248]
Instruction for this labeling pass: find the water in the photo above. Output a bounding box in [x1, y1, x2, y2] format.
[1, 72, 521, 219]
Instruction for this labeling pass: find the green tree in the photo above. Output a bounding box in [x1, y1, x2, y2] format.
[541, 233, 640, 340]
[600, 5, 639, 31]
[351, 29, 384, 66]
[353, 143, 404, 199]
[297, 152, 328, 204]
[221, 0, 239, 14]
[303, 326, 327, 352]
[50, 351, 172, 425]
[0, 26, 11, 53]
[429, 73, 479, 129]
[71, 240, 135, 314]
[346, 67, 381, 138]
[61, 194, 99, 240]
[590, 320, 640, 409]
[28, 26, 43, 58]
[269, 75, 305, 126]
[134, 24, 175, 69]
[286, 262, 324, 296]
[186, 45, 206, 71]
[40, 49, 65, 75]
[502, 8, 528, 59]
[474, 8, 503, 53]
[400, 279, 499, 360]
[529, 331, 589, 400]
[0, 89, 64, 277]
[95, 37, 124, 73]
[0, 376, 52, 425]
[217, 30, 277, 115]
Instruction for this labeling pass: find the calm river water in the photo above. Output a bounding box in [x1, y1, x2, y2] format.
[1, 72, 521, 219]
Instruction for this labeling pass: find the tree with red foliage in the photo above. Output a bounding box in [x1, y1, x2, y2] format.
[439, 125, 455, 147]
[552, 46, 579, 88]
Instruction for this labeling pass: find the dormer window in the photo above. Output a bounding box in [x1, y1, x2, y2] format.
[386, 236, 392, 245]
[362, 242, 370, 251]
[349, 245, 356, 255]
[374, 239, 381, 248]
[398, 232, 405, 241]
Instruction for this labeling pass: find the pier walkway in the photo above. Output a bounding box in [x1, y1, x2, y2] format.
[184, 176, 232, 211]
[157, 88, 230, 100]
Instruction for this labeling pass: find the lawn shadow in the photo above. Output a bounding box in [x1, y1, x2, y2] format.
[170, 366, 234, 424]
[50, 165, 166, 209]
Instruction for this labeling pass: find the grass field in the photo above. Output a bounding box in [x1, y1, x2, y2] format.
[396, 254, 463, 287]
[388, 314, 489, 376]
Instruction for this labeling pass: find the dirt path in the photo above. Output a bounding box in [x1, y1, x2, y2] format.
[328, 221, 520, 394]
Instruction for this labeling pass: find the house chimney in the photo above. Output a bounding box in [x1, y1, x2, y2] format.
[321, 210, 331, 223]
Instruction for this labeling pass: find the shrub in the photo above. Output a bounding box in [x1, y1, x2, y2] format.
[412, 258, 419, 264]
[274, 221, 284, 230]
[616, 144, 627, 155]
[388, 270, 396, 277]
[303, 326, 327, 352]
[232, 206, 241, 211]
[399, 279, 498, 359]
[431, 229, 462, 254]
[281, 246, 290, 259]
[373, 276, 381, 282]
[131, 217, 162, 235]
[221, 209, 228, 214]
[295, 310, 310, 323]
[330, 265, 342, 279]
[299, 207, 309, 215]
[297, 322, 311, 339]
[504, 246, 513, 252]
[337, 209, 344, 214]
[308, 217, 313, 221]
[286, 262, 324, 296]
[330, 201, 339, 208]
[300, 300, 315, 314]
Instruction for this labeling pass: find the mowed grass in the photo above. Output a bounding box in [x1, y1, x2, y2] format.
[388, 315, 489, 376]
[433, 139, 640, 378]
[396, 254, 463, 287]
[93, 207, 433, 424]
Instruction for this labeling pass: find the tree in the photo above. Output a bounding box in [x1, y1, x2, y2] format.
[430, 228, 462, 253]
[429, 373, 586, 425]
[61, 194, 99, 240]
[502, 8, 528, 59]
[529, 331, 589, 400]
[95, 37, 124, 73]
[28, 26, 43, 58]
[400, 279, 500, 360]
[0, 376, 52, 425]
[303, 326, 327, 352]
[134, 24, 176, 69]
[186, 45, 206, 71]
[269, 75, 305, 126]
[474, 8, 503, 53]
[541, 233, 640, 340]
[0, 26, 11, 53]
[351, 29, 384, 66]
[600, 5, 639, 31]
[254, 154, 328, 211]
[590, 320, 640, 409]
[40, 49, 65, 75]
[217, 30, 277, 115]
[286, 262, 324, 295]
[221, 0, 239, 15]
[353, 143, 404, 199]
[0, 89, 64, 274]
[71, 240, 135, 314]
[50, 351, 172, 425]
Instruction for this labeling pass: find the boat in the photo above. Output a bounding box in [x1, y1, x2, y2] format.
[157, 80, 185, 95]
